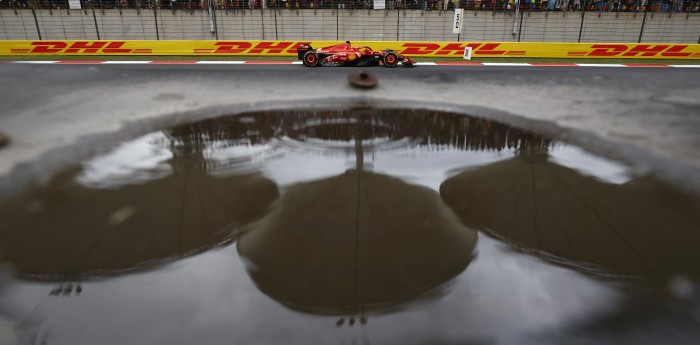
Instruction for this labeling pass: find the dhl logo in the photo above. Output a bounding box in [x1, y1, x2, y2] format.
[194, 41, 307, 54]
[193, 42, 700, 58]
[4, 40, 698, 59]
[10, 41, 152, 54]
[568, 44, 700, 58]
[192, 41, 527, 56]
[398, 43, 526, 56]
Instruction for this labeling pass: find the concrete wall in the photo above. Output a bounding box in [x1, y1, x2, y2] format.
[519, 11, 584, 42]
[1, 8, 698, 43]
[460, 11, 517, 41]
[0, 8, 40, 40]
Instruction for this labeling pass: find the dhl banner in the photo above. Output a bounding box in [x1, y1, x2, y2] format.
[1, 40, 699, 59]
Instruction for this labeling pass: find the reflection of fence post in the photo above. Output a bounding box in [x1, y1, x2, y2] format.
[30, 1, 43, 40]
[638, 4, 647, 42]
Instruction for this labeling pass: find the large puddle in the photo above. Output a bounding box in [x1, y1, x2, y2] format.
[1, 109, 700, 345]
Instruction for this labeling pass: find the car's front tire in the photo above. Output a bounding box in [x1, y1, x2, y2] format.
[303, 51, 320, 67]
[382, 52, 399, 68]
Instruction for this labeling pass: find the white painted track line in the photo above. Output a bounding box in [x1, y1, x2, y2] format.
[11, 61, 59, 64]
[101, 61, 152, 64]
[195, 61, 246, 64]
[482, 62, 532, 66]
[576, 64, 626, 67]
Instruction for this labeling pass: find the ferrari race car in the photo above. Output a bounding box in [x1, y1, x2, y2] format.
[297, 41, 415, 68]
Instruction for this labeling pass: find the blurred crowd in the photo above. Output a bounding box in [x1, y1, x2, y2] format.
[2, 0, 698, 12]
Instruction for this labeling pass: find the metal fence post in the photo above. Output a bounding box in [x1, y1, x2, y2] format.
[518, 5, 524, 41]
[207, 0, 218, 40]
[30, 1, 43, 40]
[513, 0, 520, 38]
[638, 5, 648, 42]
[208, 0, 215, 39]
[260, 7, 265, 40]
[396, 9, 400, 41]
[88, 0, 101, 39]
[153, 2, 160, 40]
[578, 0, 587, 42]
[274, 4, 279, 40]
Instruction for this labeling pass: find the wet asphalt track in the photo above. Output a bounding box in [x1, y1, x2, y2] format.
[1, 62, 700, 197]
[1, 62, 700, 345]
[2, 63, 700, 120]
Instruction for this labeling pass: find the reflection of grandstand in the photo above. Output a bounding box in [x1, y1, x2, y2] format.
[165, 109, 553, 154]
[166, 113, 279, 149]
[388, 110, 553, 153]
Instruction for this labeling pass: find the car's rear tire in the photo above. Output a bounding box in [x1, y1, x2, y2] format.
[303, 51, 320, 67]
[382, 52, 399, 68]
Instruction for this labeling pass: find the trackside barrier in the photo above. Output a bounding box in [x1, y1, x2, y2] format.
[2, 41, 699, 59]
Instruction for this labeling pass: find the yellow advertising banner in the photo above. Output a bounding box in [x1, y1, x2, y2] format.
[1, 40, 699, 59]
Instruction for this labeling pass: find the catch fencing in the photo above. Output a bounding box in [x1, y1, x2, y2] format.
[1, 0, 699, 43]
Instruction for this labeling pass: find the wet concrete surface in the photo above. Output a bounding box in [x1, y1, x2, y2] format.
[1, 63, 700, 344]
[1, 110, 700, 345]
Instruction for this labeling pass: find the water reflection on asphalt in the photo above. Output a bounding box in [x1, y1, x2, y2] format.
[1, 109, 699, 345]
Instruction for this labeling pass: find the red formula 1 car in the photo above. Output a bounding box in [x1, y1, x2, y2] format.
[297, 41, 415, 68]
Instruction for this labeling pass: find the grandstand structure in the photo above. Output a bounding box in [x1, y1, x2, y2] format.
[0, 0, 698, 42]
